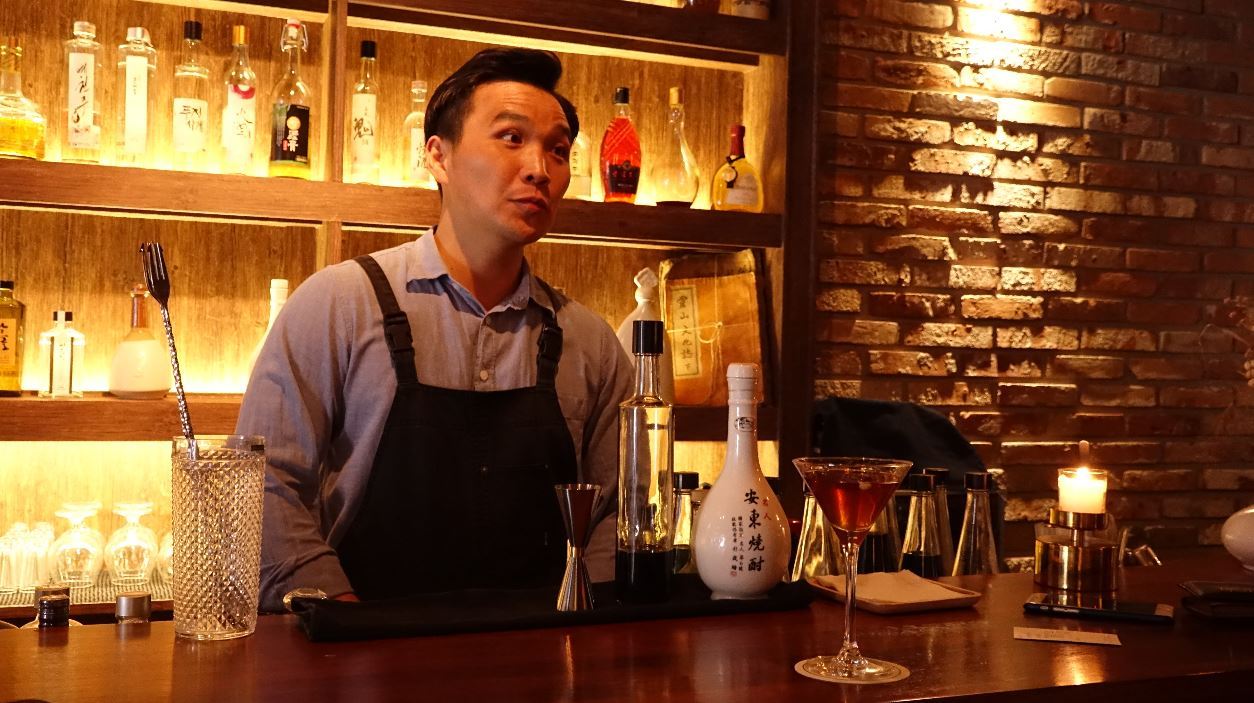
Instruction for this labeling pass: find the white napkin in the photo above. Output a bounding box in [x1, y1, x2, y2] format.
[814, 570, 967, 604]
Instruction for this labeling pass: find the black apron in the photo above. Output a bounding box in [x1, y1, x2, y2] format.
[336, 255, 579, 600]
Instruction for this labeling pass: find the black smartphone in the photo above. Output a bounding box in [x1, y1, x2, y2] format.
[1024, 592, 1174, 624]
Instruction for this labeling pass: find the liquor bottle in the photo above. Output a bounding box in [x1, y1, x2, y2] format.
[37, 311, 85, 398]
[672, 472, 699, 574]
[247, 278, 288, 375]
[402, 80, 433, 188]
[269, 19, 312, 179]
[108, 283, 170, 399]
[0, 36, 47, 160]
[614, 267, 673, 402]
[172, 21, 210, 172]
[0, 280, 25, 396]
[898, 473, 944, 578]
[952, 472, 1001, 576]
[600, 87, 641, 204]
[923, 467, 955, 575]
[711, 124, 763, 213]
[616, 320, 674, 604]
[349, 40, 379, 184]
[650, 87, 699, 207]
[221, 25, 258, 175]
[63, 21, 102, 163]
[693, 363, 789, 599]
[116, 27, 156, 166]
[565, 131, 591, 200]
[731, 0, 770, 19]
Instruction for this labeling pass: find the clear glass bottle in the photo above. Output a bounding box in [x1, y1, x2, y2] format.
[115, 27, 156, 166]
[923, 467, 955, 575]
[650, 86, 699, 207]
[63, 21, 102, 163]
[898, 473, 944, 578]
[857, 501, 901, 574]
[565, 131, 591, 200]
[953, 471, 1001, 576]
[402, 80, 434, 188]
[672, 471, 698, 574]
[349, 40, 379, 184]
[269, 19, 312, 179]
[0, 36, 47, 160]
[711, 123, 764, 213]
[600, 87, 641, 204]
[790, 482, 841, 582]
[616, 319, 674, 603]
[172, 21, 210, 172]
[0, 279, 25, 396]
[37, 310, 85, 398]
[108, 283, 170, 399]
[221, 25, 258, 175]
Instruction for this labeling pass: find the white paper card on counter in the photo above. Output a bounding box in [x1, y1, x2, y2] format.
[1013, 627, 1121, 646]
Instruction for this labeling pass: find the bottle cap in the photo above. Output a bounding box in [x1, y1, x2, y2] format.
[729, 123, 747, 139]
[411, 79, 427, 93]
[905, 473, 935, 492]
[126, 27, 150, 45]
[270, 278, 289, 293]
[232, 25, 248, 46]
[0, 280, 13, 289]
[115, 592, 152, 621]
[673, 472, 699, 491]
[632, 319, 664, 355]
[923, 467, 950, 485]
[964, 471, 993, 491]
[183, 20, 202, 41]
[34, 583, 70, 606]
[73, 21, 96, 38]
[668, 86, 683, 106]
[613, 86, 630, 104]
[37, 595, 71, 628]
[726, 363, 761, 400]
[632, 267, 658, 303]
[53, 310, 73, 322]
[360, 39, 376, 58]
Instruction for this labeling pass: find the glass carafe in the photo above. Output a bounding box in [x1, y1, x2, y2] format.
[857, 502, 900, 574]
[650, 87, 699, 207]
[50, 502, 104, 587]
[898, 473, 943, 578]
[106, 501, 158, 587]
[791, 483, 841, 582]
[953, 472, 1000, 575]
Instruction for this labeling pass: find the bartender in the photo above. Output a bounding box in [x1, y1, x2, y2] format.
[237, 48, 633, 610]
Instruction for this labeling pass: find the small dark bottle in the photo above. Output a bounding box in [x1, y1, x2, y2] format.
[38, 594, 71, 628]
[898, 473, 944, 578]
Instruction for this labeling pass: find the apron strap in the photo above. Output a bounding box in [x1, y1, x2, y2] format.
[354, 255, 419, 386]
[532, 278, 566, 390]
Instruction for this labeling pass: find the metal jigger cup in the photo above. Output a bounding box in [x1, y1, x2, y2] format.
[554, 483, 601, 612]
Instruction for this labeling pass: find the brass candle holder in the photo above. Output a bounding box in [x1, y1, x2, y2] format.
[1034, 508, 1119, 593]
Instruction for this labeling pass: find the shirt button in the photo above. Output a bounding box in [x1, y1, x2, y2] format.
[479, 369, 490, 382]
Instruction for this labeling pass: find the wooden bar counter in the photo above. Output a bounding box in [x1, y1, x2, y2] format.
[2, 550, 1251, 702]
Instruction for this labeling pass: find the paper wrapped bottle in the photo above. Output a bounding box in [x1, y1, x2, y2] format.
[615, 267, 673, 402]
[693, 363, 788, 598]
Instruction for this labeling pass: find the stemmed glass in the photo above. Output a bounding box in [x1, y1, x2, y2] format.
[792, 457, 912, 684]
[106, 502, 159, 587]
[50, 501, 105, 588]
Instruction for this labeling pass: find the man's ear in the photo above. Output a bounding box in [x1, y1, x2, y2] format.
[427, 135, 450, 188]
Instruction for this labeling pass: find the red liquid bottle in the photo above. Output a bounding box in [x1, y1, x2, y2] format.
[600, 87, 641, 204]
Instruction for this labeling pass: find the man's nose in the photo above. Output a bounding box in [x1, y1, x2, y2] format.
[522, 146, 550, 185]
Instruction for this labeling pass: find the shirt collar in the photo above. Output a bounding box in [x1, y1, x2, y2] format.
[407, 229, 556, 316]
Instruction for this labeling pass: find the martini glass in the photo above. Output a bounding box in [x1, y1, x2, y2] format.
[792, 457, 912, 684]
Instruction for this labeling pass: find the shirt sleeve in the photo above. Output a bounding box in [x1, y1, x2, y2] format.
[580, 321, 634, 582]
[236, 268, 355, 611]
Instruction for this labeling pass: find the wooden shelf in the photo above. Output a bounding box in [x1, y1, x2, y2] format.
[0, 393, 774, 442]
[349, 0, 785, 66]
[0, 160, 781, 249]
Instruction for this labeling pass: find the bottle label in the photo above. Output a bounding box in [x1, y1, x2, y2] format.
[222, 88, 257, 170]
[66, 52, 97, 149]
[0, 316, 16, 370]
[408, 126, 430, 183]
[172, 97, 208, 154]
[607, 160, 640, 195]
[725, 172, 759, 207]
[271, 104, 311, 164]
[350, 94, 377, 170]
[50, 337, 73, 396]
[123, 55, 149, 154]
[735, 416, 756, 432]
[668, 284, 701, 379]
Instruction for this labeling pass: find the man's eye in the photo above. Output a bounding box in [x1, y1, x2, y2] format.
[501, 132, 522, 145]
[553, 145, 570, 160]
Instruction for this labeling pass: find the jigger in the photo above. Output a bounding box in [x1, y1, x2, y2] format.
[554, 483, 601, 612]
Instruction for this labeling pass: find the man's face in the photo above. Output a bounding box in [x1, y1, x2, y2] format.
[430, 81, 572, 247]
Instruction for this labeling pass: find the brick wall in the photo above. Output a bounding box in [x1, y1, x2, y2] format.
[818, 0, 1254, 555]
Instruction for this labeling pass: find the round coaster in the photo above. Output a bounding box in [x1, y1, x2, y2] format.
[794, 657, 911, 685]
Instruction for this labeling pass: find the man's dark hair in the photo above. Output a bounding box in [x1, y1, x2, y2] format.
[425, 48, 580, 147]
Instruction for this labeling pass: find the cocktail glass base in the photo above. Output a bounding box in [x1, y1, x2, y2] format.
[794, 655, 910, 685]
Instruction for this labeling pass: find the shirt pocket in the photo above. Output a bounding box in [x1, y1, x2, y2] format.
[556, 392, 590, 455]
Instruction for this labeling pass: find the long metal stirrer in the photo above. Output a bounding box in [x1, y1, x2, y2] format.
[141, 242, 197, 460]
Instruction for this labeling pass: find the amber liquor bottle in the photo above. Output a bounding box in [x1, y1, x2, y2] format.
[600, 87, 641, 204]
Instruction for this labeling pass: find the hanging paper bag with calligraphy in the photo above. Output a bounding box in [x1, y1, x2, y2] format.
[659, 249, 765, 407]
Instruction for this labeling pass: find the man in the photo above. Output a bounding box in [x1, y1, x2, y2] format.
[238, 49, 633, 610]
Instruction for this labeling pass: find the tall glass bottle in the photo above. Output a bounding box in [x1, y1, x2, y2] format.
[651, 87, 699, 207]
[952, 472, 1001, 576]
[898, 473, 943, 578]
[0, 280, 25, 396]
[0, 37, 46, 160]
[37, 311, 85, 398]
[790, 482, 841, 583]
[349, 40, 379, 184]
[672, 471, 698, 574]
[565, 131, 591, 200]
[923, 467, 955, 575]
[617, 319, 674, 603]
[711, 124, 764, 213]
[115, 27, 156, 166]
[172, 21, 210, 172]
[63, 21, 102, 163]
[221, 25, 257, 175]
[600, 87, 641, 204]
[402, 80, 433, 188]
[269, 19, 312, 179]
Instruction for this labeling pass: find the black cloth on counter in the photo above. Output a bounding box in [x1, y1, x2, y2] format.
[290, 575, 814, 642]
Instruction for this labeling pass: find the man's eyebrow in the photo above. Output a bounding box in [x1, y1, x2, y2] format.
[490, 110, 572, 140]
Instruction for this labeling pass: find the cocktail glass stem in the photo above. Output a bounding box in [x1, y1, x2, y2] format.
[838, 540, 866, 676]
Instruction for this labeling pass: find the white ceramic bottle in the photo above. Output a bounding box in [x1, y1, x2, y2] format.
[694, 363, 789, 598]
[615, 267, 674, 403]
[108, 284, 170, 399]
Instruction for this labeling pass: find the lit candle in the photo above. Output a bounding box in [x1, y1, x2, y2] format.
[1057, 467, 1107, 514]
